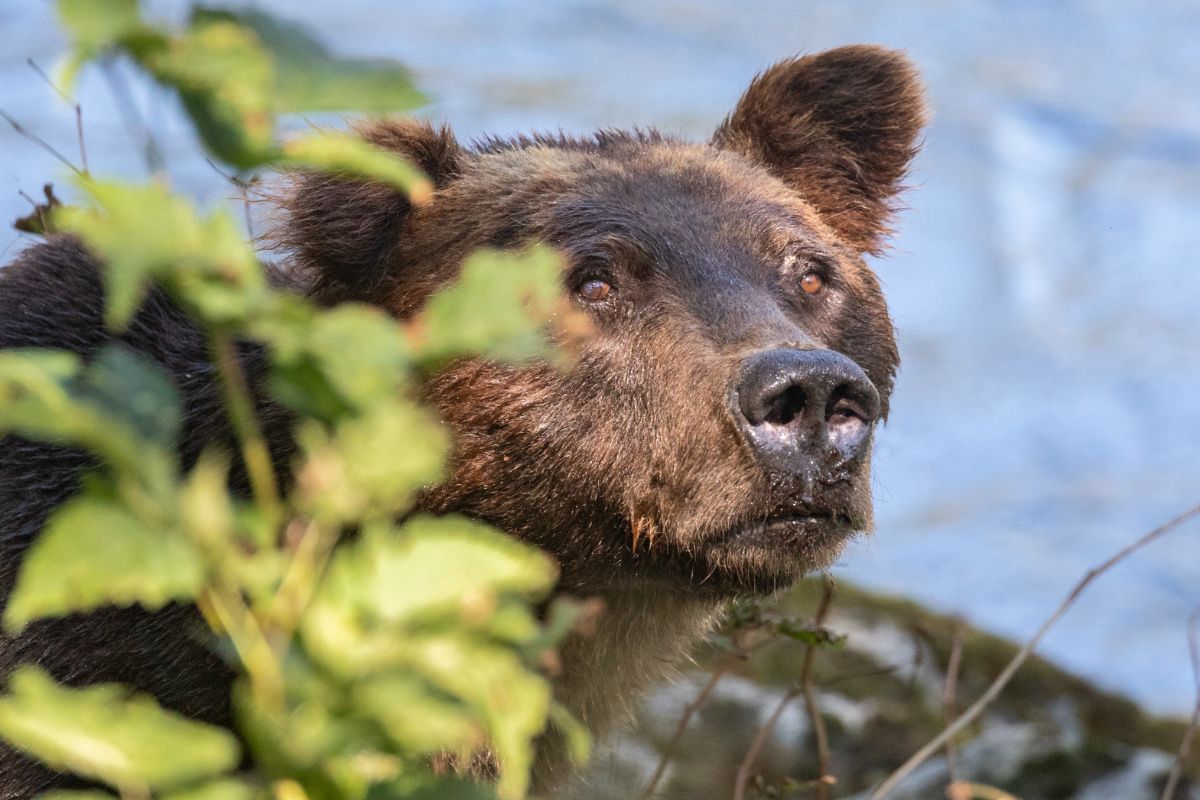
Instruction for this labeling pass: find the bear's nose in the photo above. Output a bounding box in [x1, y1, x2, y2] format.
[733, 348, 881, 473]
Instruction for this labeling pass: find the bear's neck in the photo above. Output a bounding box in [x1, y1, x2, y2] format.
[533, 585, 722, 792]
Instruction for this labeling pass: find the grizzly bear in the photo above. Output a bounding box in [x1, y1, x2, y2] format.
[0, 45, 926, 796]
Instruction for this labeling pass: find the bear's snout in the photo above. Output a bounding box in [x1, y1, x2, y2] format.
[732, 348, 881, 476]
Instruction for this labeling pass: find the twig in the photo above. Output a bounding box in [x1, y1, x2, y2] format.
[198, 582, 284, 712]
[733, 576, 837, 800]
[100, 58, 165, 175]
[205, 158, 257, 240]
[943, 623, 965, 787]
[0, 235, 18, 262]
[637, 605, 780, 799]
[636, 665, 730, 800]
[736, 687, 801, 800]
[1160, 604, 1200, 800]
[823, 663, 899, 688]
[801, 577, 838, 800]
[868, 502, 1200, 800]
[0, 109, 82, 175]
[27, 58, 87, 174]
[266, 518, 340, 636]
[209, 329, 283, 530]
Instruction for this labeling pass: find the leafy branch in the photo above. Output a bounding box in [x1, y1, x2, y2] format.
[0, 3, 590, 799]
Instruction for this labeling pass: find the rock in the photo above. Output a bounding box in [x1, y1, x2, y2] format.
[568, 579, 1199, 799]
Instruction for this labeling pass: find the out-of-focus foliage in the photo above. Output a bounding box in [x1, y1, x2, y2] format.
[0, 667, 240, 794]
[0, 3, 587, 799]
[56, 0, 427, 172]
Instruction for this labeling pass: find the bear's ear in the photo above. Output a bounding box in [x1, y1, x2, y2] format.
[713, 46, 927, 254]
[274, 119, 462, 301]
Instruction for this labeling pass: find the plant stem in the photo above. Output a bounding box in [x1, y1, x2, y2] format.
[209, 328, 282, 535]
[200, 582, 284, 711]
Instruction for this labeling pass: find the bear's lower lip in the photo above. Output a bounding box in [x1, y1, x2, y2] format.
[713, 511, 853, 548]
[689, 511, 858, 594]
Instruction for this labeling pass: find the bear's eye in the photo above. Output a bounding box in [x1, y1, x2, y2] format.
[799, 271, 825, 295]
[578, 279, 613, 302]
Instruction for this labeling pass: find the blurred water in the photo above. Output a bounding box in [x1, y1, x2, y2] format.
[1, 1, 1198, 714]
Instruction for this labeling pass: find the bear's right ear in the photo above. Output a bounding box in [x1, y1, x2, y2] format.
[274, 119, 462, 301]
[713, 46, 927, 255]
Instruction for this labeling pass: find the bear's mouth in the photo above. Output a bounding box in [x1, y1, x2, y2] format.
[695, 508, 861, 590]
[715, 510, 855, 548]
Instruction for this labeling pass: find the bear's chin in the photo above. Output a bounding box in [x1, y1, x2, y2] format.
[639, 515, 864, 598]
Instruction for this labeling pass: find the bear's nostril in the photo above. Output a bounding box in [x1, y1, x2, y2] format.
[826, 398, 870, 456]
[764, 385, 805, 426]
[733, 347, 880, 473]
[827, 394, 868, 426]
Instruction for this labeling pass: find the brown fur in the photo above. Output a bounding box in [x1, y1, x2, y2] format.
[271, 45, 926, 792]
[0, 46, 926, 796]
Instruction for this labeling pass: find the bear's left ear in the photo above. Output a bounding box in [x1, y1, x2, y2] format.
[273, 119, 463, 301]
[713, 46, 928, 254]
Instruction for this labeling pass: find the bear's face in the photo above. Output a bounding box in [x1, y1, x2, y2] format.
[277, 46, 926, 597]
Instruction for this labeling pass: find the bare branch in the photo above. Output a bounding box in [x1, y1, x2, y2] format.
[868, 502, 1200, 800]
[0, 110, 82, 175]
[209, 329, 283, 527]
[26, 58, 72, 106]
[800, 576, 838, 800]
[636, 665, 729, 800]
[735, 688, 799, 800]
[26, 58, 87, 174]
[0, 234, 19, 262]
[100, 58, 165, 175]
[733, 576, 837, 800]
[943, 622, 965, 787]
[823, 664, 899, 688]
[1160, 604, 1200, 800]
[204, 158, 258, 240]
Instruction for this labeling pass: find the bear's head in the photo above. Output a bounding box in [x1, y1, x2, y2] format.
[274, 45, 927, 598]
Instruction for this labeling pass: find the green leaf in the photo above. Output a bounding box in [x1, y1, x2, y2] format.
[162, 778, 261, 800]
[324, 516, 554, 634]
[192, 8, 426, 115]
[144, 16, 275, 169]
[301, 517, 557, 677]
[774, 621, 847, 649]
[177, 89, 276, 171]
[353, 675, 479, 755]
[253, 301, 413, 421]
[3, 497, 203, 632]
[281, 131, 433, 201]
[179, 451, 235, 548]
[294, 400, 448, 524]
[55, 1, 164, 92]
[54, 178, 265, 328]
[75, 344, 181, 448]
[416, 247, 564, 364]
[0, 347, 177, 492]
[547, 701, 590, 769]
[0, 667, 239, 791]
[40, 792, 120, 800]
[56, 0, 141, 57]
[0, 349, 84, 438]
[405, 632, 550, 800]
